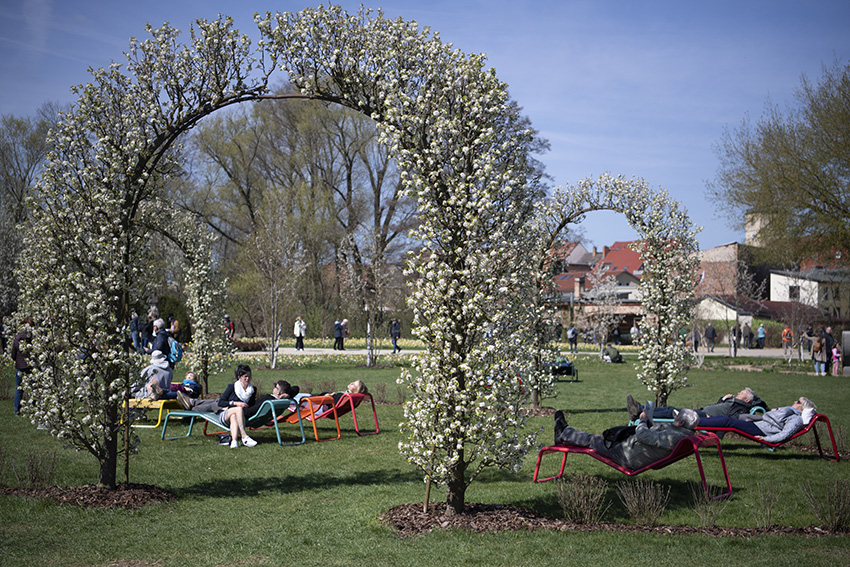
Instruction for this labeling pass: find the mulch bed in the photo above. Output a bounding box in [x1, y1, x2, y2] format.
[379, 502, 839, 538]
[1, 483, 175, 509]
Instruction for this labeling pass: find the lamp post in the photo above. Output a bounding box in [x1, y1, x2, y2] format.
[365, 303, 374, 367]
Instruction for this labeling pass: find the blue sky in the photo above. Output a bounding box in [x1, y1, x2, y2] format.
[2, 0, 849, 251]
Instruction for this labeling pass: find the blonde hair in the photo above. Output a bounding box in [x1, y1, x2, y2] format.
[349, 380, 368, 394]
[799, 397, 816, 412]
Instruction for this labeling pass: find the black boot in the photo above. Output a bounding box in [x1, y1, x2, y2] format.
[626, 394, 642, 422]
[554, 410, 568, 443]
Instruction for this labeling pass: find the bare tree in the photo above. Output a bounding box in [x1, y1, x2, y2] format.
[578, 262, 624, 357]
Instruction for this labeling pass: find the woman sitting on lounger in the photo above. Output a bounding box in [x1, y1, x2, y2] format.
[698, 397, 816, 444]
[217, 364, 259, 449]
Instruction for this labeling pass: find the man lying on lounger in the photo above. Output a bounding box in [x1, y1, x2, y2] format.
[626, 388, 768, 423]
[553, 407, 700, 470]
[697, 397, 817, 444]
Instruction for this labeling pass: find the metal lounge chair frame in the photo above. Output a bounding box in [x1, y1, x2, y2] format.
[161, 398, 307, 446]
[309, 392, 380, 436]
[533, 432, 733, 499]
[696, 412, 840, 462]
[125, 398, 182, 429]
[277, 395, 342, 442]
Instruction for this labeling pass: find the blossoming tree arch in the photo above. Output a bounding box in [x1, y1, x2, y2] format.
[15, 6, 696, 503]
[16, 6, 544, 496]
[538, 173, 700, 406]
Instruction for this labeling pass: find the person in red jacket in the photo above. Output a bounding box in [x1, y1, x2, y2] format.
[781, 326, 793, 356]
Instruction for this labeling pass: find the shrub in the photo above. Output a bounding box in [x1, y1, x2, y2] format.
[750, 480, 781, 528]
[800, 479, 850, 533]
[689, 482, 730, 527]
[0, 448, 58, 490]
[373, 382, 389, 404]
[555, 473, 610, 524]
[616, 479, 669, 526]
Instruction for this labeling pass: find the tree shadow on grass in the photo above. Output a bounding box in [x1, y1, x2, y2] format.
[181, 468, 419, 499]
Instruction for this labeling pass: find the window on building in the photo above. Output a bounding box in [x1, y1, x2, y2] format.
[789, 286, 800, 301]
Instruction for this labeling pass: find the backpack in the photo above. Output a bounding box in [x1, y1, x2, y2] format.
[167, 336, 184, 364]
[602, 425, 636, 449]
[813, 341, 821, 353]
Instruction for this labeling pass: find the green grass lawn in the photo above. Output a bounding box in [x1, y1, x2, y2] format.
[0, 356, 848, 567]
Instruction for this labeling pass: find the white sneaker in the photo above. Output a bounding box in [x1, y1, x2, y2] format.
[242, 436, 257, 447]
[230, 440, 238, 449]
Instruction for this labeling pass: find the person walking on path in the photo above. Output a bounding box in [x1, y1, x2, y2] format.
[293, 316, 306, 351]
[704, 323, 717, 352]
[781, 325, 793, 356]
[812, 335, 828, 375]
[756, 324, 766, 349]
[389, 318, 402, 354]
[824, 327, 836, 374]
[566, 324, 578, 354]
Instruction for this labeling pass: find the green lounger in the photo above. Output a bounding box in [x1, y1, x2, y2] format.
[161, 398, 306, 446]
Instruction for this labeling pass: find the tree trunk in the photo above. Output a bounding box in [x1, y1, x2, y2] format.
[202, 358, 209, 396]
[100, 399, 119, 489]
[445, 453, 467, 516]
[530, 389, 540, 409]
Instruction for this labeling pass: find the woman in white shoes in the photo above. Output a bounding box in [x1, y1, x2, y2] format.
[217, 364, 259, 448]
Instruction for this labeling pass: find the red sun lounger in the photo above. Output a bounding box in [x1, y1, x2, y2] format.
[309, 392, 380, 436]
[533, 432, 733, 499]
[697, 413, 840, 462]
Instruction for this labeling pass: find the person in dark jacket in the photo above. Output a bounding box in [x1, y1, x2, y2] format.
[11, 317, 34, 415]
[554, 407, 699, 470]
[389, 318, 402, 353]
[824, 327, 836, 374]
[626, 388, 769, 421]
[140, 315, 154, 353]
[147, 318, 169, 355]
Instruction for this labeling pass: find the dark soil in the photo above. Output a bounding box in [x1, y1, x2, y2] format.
[1, 482, 175, 509]
[379, 502, 838, 538]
